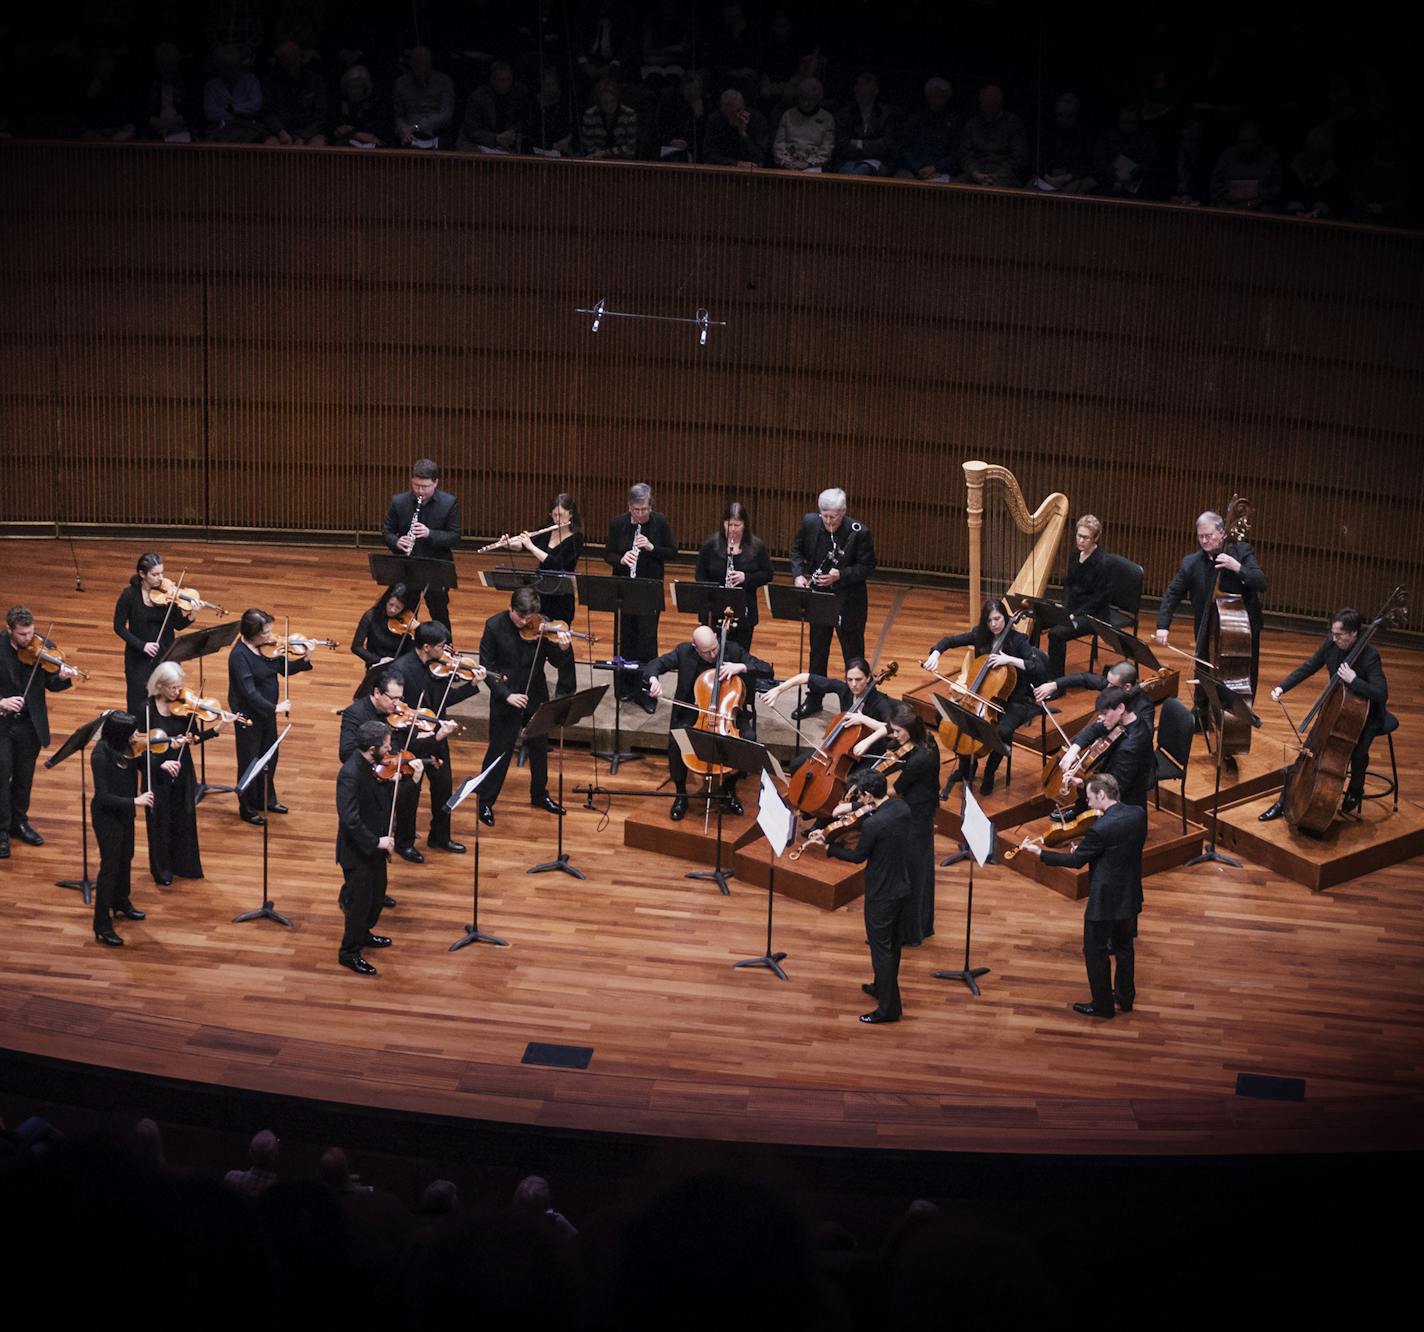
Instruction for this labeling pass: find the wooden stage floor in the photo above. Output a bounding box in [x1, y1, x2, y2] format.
[3, 538, 1423, 1156]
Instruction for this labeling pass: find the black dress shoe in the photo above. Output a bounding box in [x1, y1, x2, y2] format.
[364, 934, 392, 949]
[1072, 1001, 1113, 1018]
[669, 794, 688, 821]
[395, 845, 424, 863]
[383, 894, 397, 909]
[636, 694, 658, 715]
[13, 822, 44, 846]
[532, 795, 565, 816]
[478, 803, 496, 827]
[790, 700, 823, 721]
[979, 774, 996, 797]
[0, 837, 9, 859]
[431, 838, 466, 854]
[1258, 799, 1284, 822]
[339, 953, 377, 976]
[1342, 791, 1362, 814]
[95, 928, 125, 947]
[154, 872, 174, 886]
[861, 983, 879, 997]
[113, 904, 146, 921]
[240, 811, 267, 826]
[859, 1011, 900, 1024]
[265, 802, 289, 815]
[1114, 995, 1134, 1012]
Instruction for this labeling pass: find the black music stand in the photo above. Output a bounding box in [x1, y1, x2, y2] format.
[932, 696, 1011, 867]
[233, 725, 293, 927]
[734, 765, 794, 982]
[578, 573, 664, 773]
[672, 580, 749, 627]
[525, 684, 607, 880]
[44, 711, 110, 905]
[446, 757, 511, 951]
[160, 620, 242, 804]
[680, 728, 765, 895]
[1186, 668, 1259, 870]
[931, 777, 995, 998]
[1079, 617, 1163, 673]
[765, 584, 838, 753]
[480, 566, 576, 598]
[1014, 594, 1075, 637]
[368, 552, 457, 630]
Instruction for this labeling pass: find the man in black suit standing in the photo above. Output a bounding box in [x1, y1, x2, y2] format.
[788, 487, 876, 719]
[382, 458, 461, 633]
[1019, 772, 1147, 1019]
[603, 482, 677, 713]
[809, 768, 914, 1024]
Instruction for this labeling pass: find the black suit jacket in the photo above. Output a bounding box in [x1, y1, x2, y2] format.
[1157, 541, 1267, 640]
[1070, 715, 1155, 808]
[1279, 638, 1387, 726]
[1040, 801, 1147, 920]
[1054, 672, 1155, 724]
[642, 640, 771, 724]
[382, 488, 462, 564]
[0, 634, 74, 748]
[480, 611, 573, 714]
[603, 511, 677, 582]
[826, 798, 913, 900]
[336, 749, 390, 868]
[788, 514, 875, 622]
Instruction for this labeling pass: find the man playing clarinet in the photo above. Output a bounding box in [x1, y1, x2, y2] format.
[383, 458, 461, 633]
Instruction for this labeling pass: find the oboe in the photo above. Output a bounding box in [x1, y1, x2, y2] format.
[724, 547, 736, 586]
[629, 522, 643, 577]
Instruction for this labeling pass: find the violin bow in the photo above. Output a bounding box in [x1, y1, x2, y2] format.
[155, 568, 188, 645]
[145, 701, 153, 796]
[18, 620, 56, 705]
[1037, 697, 1072, 749]
[282, 615, 291, 714]
[1160, 640, 1212, 668]
[866, 587, 908, 677]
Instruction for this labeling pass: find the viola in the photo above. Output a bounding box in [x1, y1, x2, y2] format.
[786, 661, 899, 818]
[372, 749, 420, 782]
[128, 727, 189, 758]
[387, 609, 421, 637]
[685, 609, 745, 780]
[16, 637, 89, 681]
[1002, 807, 1101, 861]
[384, 700, 460, 737]
[430, 649, 504, 683]
[932, 610, 1027, 758]
[516, 614, 597, 644]
[1039, 722, 1125, 808]
[170, 690, 250, 726]
[258, 634, 338, 660]
[150, 578, 225, 617]
[788, 802, 873, 861]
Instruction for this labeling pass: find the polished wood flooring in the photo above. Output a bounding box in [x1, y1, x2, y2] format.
[3, 539, 1423, 1155]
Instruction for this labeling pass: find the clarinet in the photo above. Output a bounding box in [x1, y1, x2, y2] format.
[404, 497, 424, 551]
[629, 521, 643, 577]
[724, 546, 736, 587]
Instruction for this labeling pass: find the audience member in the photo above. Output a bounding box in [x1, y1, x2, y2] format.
[132, 1117, 167, 1172]
[896, 77, 958, 181]
[1037, 92, 1095, 192]
[758, 8, 810, 107]
[834, 71, 901, 176]
[457, 60, 533, 153]
[958, 84, 1027, 186]
[1210, 120, 1281, 209]
[145, 42, 198, 142]
[640, 0, 693, 88]
[263, 38, 327, 145]
[1095, 103, 1158, 199]
[575, 0, 633, 86]
[1347, 135, 1409, 226]
[81, 49, 135, 142]
[393, 45, 454, 148]
[417, 1177, 460, 1217]
[529, 67, 575, 155]
[203, 43, 263, 143]
[512, 1172, 578, 1238]
[773, 76, 833, 172]
[703, 87, 769, 167]
[223, 1127, 280, 1197]
[581, 76, 638, 159]
[707, 3, 761, 94]
[652, 70, 709, 162]
[330, 64, 390, 147]
[1283, 125, 1344, 218]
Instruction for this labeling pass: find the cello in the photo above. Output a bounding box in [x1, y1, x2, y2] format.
[931, 606, 1028, 759]
[1199, 495, 1257, 756]
[683, 608, 746, 784]
[1283, 586, 1406, 836]
[787, 662, 899, 818]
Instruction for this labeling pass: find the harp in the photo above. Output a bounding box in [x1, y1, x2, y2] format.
[963, 460, 1071, 623]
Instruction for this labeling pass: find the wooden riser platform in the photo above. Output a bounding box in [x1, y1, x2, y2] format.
[623, 798, 762, 867]
[1155, 733, 1289, 821]
[732, 840, 865, 911]
[935, 777, 1053, 843]
[1216, 795, 1424, 892]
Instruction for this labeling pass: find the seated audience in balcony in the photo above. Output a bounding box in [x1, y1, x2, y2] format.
[896, 77, 959, 181]
[393, 45, 454, 148]
[652, 70, 709, 162]
[1210, 121, 1281, 209]
[145, 42, 199, 142]
[330, 64, 389, 146]
[707, 2, 760, 95]
[581, 76, 638, 158]
[958, 84, 1027, 186]
[1283, 125, 1343, 218]
[80, 50, 135, 141]
[204, 44, 264, 142]
[1095, 103, 1158, 198]
[575, 0, 634, 87]
[457, 60, 533, 153]
[529, 67, 575, 155]
[640, 0, 693, 88]
[263, 39, 327, 145]
[1347, 135, 1409, 227]
[703, 87, 769, 167]
[773, 76, 833, 172]
[1037, 92, 1095, 193]
[512, 1173, 578, 1238]
[834, 71, 901, 176]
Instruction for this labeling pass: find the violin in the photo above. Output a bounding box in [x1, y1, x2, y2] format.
[430, 649, 503, 683]
[150, 578, 225, 617]
[384, 700, 460, 737]
[786, 662, 899, 818]
[17, 637, 89, 681]
[1199, 495, 1257, 757]
[372, 748, 420, 782]
[685, 609, 745, 780]
[932, 609, 1029, 758]
[1039, 722, 1125, 808]
[258, 634, 338, 660]
[516, 614, 597, 644]
[1002, 807, 1101, 861]
[169, 690, 251, 727]
[788, 802, 872, 861]
[869, 737, 917, 775]
[387, 609, 421, 637]
[128, 727, 190, 758]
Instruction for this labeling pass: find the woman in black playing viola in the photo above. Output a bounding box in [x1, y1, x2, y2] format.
[351, 583, 417, 669]
[143, 660, 226, 885]
[113, 552, 196, 717]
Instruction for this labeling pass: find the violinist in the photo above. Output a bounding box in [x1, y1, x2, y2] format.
[475, 588, 574, 826]
[925, 598, 1047, 795]
[114, 553, 197, 717]
[694, 501, 774, 652]
[642, 624, 771, 822]
[144, 661, 225, 885]
[1044, 515, 1112, 677]
[91, 711, 153, 947]
[788, 488, 876, 719]
[1259, 608, 1389, 821]
[603, 483, 677, 712]
[227, 608, 313, 826]
[1, 605, 79, 858]
[1034, 660, 1155, 725]
[1052, 686, 1153, 815]
[1155, 509, 1268, 694]
[382, 458, 461, 633]
[392, 622, 483, 852]
[499, 493, 584, 697]
[351, 582, 417, 668]
[336, 720, 414, 977]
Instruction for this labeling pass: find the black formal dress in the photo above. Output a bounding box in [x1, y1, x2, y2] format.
[392, 653, 479, 844]
[694, 536, 775, 652]
[350, 604, 413, 668]
[641, 640, 771, 794]
[1277, 637, 1389, 803]
[0, 634, 73, 837]
[1046, 546, 1112, 677]
[934, 628, 1048, 782]
[113, 584, 192, 719]
[339, 697, 421, 851]
[1157, 540, 1268, 693]
[91, 738, 140, 934]
[335, 749, 390, 958]
[227, 643, 312, 818]
[1040, 801, 1147, 1015]
[1068, 715, 1155, 809]
[478, 611, 574, 808]
[892, 740, 941, 944]
[144, 708, 215, 882]
[382, 487, 462, 631]
[788, 514, 876, 709]
[532, 529, 585, 695]
[603, 510, 676, 699]
[826, 799, 914, 1020]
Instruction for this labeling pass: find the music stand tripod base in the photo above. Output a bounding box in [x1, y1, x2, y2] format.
[931, 964, 990, 997]
[525, 686, 605, 880]
[734, 951, 789, 981]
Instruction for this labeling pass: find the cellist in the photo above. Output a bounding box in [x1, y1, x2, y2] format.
[643, 624, 771, 821]
[763, 658, 895, 756]
[1259, 608, 1389, 821]
[923, 598, 1046, 796]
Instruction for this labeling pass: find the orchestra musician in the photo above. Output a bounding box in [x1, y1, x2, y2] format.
[392, 622, 484, 852]
[113, 552, 197, 718]
[91, 711, 152, 948]
[604, 482, 677, 713]
[694, 501, 774, 653]
[498, 493, 584, 697]
[925, 598, 1047, 795]
[1044, 515, 1111, 678]
[1034, 660, 1155, 725]
[1155, 508, 1268, 693]
[351, 583, 417, 668]
[788, 488, 876, 719]
[382, 458, 461, 633]
[144, 661, 225, 885]
[642, 624, 771, 821]
[475, 588, 572, 826]
[1259, 608, 1390, 821]
[1018, 772, 1146, 1020]
[1050, 686, 1154, 816]
[227, 608, 313, 825]
[763, 658, 894, 755]
[1, 605, 79, 858]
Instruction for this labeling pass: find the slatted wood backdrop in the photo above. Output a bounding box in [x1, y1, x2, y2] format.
[2, 142, 1421, 625]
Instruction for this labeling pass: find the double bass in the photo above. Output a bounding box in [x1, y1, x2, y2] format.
[786, 662, 899, 818]
[1199, 495, 1258, 757]
[684, 609, 745, 782]
[1284, 586, 1406, 836]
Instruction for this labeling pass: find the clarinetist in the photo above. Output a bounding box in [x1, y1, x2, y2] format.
[695, 500, 774, 652]
[383, 458, 461, 635]
[603, 482, 675, 714]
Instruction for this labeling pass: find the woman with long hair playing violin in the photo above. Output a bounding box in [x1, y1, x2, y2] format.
[114, 552, 196, 717]
[351, 582, 417, 669]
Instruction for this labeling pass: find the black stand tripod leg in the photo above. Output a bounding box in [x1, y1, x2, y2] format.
[932, 865, 989, 995]
[734, 864, 788, 980]
[452, 823, 509, 949]
[530, 728, 585, 879]
[1186, 728, 1243, 868]
[56, 757, 96, 905]
[233, 770, 292, 926]
[686, 783, 734, 895]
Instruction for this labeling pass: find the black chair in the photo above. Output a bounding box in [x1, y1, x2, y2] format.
[1153, 696, 1194, 833]
[1366, 712, 1400, 810]
[1088, 554, 1145, 673]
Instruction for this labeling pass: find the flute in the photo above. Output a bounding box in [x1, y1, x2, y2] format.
[476, 522, 560, 554]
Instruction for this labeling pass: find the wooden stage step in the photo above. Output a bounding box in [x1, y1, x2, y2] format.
[732, 839, 865, 911]
[623, 796, 762, 869]
[1155, 732, 1289, 821]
